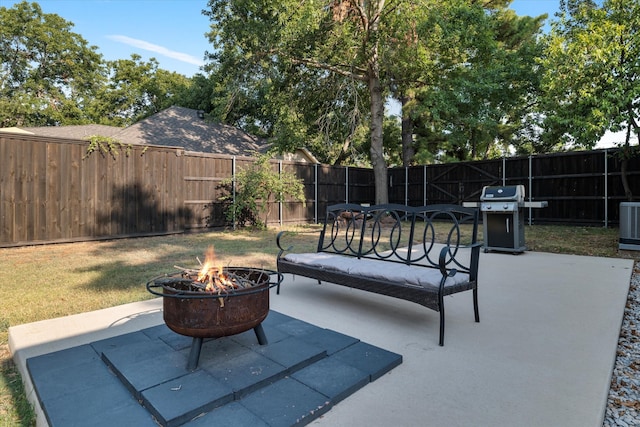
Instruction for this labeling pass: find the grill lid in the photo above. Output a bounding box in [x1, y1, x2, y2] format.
[480, 185, 525, 202]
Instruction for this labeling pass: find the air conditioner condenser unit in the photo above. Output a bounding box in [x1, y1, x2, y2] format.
[619, 202, 640, 250]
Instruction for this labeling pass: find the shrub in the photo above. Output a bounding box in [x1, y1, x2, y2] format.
[221, 154, 306, 228]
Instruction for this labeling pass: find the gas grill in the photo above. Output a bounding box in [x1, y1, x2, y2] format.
[479, 185, 533, 253]
[464, 185, 548, 253]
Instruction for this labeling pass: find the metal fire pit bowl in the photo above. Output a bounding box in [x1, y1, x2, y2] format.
[146, 267, 283, 370]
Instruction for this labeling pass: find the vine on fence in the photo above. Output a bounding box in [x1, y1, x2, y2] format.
[83, 135, 145, 159]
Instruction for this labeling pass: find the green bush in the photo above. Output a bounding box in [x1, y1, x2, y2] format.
[222, 154, 306, 228]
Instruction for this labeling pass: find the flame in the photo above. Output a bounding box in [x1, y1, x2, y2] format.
[196, 246, 235, 292]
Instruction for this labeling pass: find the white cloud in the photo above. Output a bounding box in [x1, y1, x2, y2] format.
[107, 35, 204, 66]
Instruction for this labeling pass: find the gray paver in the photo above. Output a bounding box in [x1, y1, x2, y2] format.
[185, 401, 269, 426]
[254, 336, 326, 372]
[202, 349, 288, 398]
[240, 377, 332, 427]
[142, 370, 234, 427]
[332, 341, 403, 381]
[292, 356, 370, 404]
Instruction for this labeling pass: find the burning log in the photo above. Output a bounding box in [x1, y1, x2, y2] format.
[167, 247, 259, 298]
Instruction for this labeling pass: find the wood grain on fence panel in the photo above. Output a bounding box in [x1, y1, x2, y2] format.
[2, 133, 640, 246]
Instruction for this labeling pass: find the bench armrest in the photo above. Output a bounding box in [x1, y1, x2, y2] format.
[438, 241, 483, 279]
[276, 231, 294, 259]
[468, 241, 482, 281]
[438, 246, 458, 279]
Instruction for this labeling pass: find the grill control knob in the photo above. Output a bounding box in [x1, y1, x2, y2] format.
[503, 204, 508, 210]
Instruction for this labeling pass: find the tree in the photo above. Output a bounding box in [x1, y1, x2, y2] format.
[90, 54, 192, 126]
[205, 0, 438, 204]
[539, 0, 640, 199]
[402, 1, 545, 162]
[172, 73, 217, 114]
[0, 1, 105, 127]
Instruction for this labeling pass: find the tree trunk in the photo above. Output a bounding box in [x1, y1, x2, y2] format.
[401, 95, 415, 167]
[621, 158, 633, 201]
[368, 67, 388, 204]
[333, 135, 352, 166]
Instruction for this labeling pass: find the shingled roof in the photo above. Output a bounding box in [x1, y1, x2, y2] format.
[10, 107, 263, 156]
[115, 106, 264, 156]
[19, 124, 124, 139]
[3, 106, 318, 162]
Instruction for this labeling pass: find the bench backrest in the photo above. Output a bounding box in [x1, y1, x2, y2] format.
[318, 203, 480, 276]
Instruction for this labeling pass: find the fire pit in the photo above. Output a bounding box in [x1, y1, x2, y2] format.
[146, 248, 282, 370]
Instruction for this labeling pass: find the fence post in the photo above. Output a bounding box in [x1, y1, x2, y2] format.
[502, 157, 506, 186]
[424, 165, 427, 205]
[279, 160, 283, 227]
[232, 156, 236, 230]
[528, 155, 533, 225]
[405, 167, 409, 205]
[345, 166, 349, 203]
[314, 163, 318, 224]
[604, 149, 608, 228]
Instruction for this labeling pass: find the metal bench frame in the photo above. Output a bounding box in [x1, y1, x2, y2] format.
[276, 203, 481, 346]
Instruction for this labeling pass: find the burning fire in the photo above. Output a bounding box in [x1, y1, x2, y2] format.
[196, 246, 236, 293]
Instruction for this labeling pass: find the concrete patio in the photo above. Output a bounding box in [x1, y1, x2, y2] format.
[9, 250, 633, 426]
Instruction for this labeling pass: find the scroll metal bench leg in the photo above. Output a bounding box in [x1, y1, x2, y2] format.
[473, 288, 480, 323]
[439, 308, 445, 346]
[439, 292, 446, 346]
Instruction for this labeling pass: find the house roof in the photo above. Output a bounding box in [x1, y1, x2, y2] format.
[7, 107, 262, 157]
[2, 106, 318, 162]
[19, 124, 123, 139]
[115, 106, 264, 156]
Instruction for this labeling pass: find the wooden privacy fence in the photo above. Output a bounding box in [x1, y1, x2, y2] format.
[388, 150, 640, 226]
[1, 133, 639, 246]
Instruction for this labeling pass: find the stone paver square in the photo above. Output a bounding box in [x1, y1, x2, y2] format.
[187, 401, 269, 426]
[274, 317, 324, 337]
[41, 380, 154, 427]
[29, 356, 118, 403]
[157, 330, 196, 350]
[91, 331, 152, 355]
[241, 377, 332, 427]
[297, 328, 360, 355]
[98, 339, 174, 366]
[332, 341, 403, 381]
[27, 344, 99, 380]
[254, 336, 326, 372]
[190, 336, 250, 365]
[142, 370, 233, 427]
[202, 348, 287, 398]
[103, 349, 189, 398]
[292, 356, 370, 404]
[141, 323, 174, 340]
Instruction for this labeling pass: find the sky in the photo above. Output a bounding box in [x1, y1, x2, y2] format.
[1, 0, 212, 76]
[0, 0, 562, 78]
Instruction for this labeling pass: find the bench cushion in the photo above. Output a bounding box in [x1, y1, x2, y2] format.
[282, 253, 470, 289]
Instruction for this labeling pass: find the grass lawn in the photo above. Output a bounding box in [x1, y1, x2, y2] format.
[0, 223, 637, 425]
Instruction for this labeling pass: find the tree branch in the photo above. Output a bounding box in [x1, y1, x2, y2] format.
[291, 57, 368, 81]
